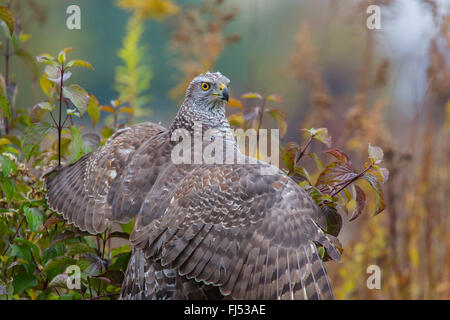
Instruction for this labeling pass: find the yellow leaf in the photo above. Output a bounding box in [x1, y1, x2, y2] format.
[119, 107, 134, 115]
[0, 137, 11, 145]
[100, 105, 115, 113]
[241, 92, 263, 100]
[66, 59, 94, 70]
[227, 97, 243, 109]
[266, 94, 284, 103]
[227, 113, 244, 128]
[117, 0, 180, 20]
[0, 6, 15, 36]
[40, 75, 54, 98]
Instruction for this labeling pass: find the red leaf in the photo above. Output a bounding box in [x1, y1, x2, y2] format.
[325, 148, 352, 165]
[349, 185, 366, 221]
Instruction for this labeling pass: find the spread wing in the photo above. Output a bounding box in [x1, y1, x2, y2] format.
[45, 122, 165, 234]
[130, 163, 341, 300]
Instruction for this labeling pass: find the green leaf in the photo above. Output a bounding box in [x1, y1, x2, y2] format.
[110, 250, 131, 272]
[317, 247, 325, 259]
[66, 108, 80, 118]
[66, 243, 95, 256]
[0, 6, 15, 37]
[66, 59, 94, 70]
[282, 142, 299, 171]
[0, 178, 14, 204]
[292, 166, 311, 184]
[9, 244, 32, 263]
[12, 238, 40, 262]
[319, 205, 343, 237]
[19, 34, 30, 42]
[48, 273, 69, 289]
[70, 126, 89, 163]
[36, 54, 58, 66]
[37, 101, 55, 112]
[363, 173, 386, 216]
[0, 92, 11, 120]
[1, 155, 13, 177]
[13, 274, 37, 295]
[87, 94, 100, 128]
[266, 107, 287, 137]
[312, 128, 332, 147]
[107, 231, 130, 240]
[24, 206, 43, 232]
[42, 243, 65, 265]
[120, 218, 135, 234]
[308, 152, 325, 172]
[22, 122, 52, 161]
[44, 256, 76, 280]
[57, 48, 73, 65]
[39, 75, 54, 98]
[63, 84, 89, 116]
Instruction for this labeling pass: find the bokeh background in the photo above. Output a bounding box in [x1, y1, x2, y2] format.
[6, 0, 450, 299]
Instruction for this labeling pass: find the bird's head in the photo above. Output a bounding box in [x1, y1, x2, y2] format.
[184, 71, 230, 111]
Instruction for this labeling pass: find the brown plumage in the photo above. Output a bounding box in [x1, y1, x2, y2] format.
[45, 72, 340, 300]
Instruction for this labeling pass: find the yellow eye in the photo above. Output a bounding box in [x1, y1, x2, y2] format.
[201, 82, 210, 91]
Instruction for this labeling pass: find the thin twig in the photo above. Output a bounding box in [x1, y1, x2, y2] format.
[256, 98, 267, 144]
[57, 66, 65, 166]
[324, 164, 373, 203]
[2, 216, 25, 256]
[87, 276, 93, 298]
[287, 134, 315, 175]
[2, 0, 11, 134]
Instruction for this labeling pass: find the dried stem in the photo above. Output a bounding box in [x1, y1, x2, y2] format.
[287, 134, 315, 176]
[330, 163, 373, 198]
[2, 0, 12, 135]
[57, 66, 65, 166]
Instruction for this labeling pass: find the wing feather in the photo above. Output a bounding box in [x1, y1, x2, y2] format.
[45, 122, 165, 234]
[131, 163, 340, 300]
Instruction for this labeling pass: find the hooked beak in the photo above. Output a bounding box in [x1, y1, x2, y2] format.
[221, 87, 229, 102]
[217, 83, 229, 102]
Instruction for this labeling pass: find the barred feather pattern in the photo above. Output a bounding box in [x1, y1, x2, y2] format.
[45, 72, 341, 300]
[120, 247, 225, 300]
[129, 163, 340, 300]
[45, 122, 165, 234]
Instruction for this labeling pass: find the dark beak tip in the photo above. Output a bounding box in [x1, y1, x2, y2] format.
[222, 88, 229, 101]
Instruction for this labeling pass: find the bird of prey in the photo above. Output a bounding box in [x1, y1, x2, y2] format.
[45, 72, 341, 300]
